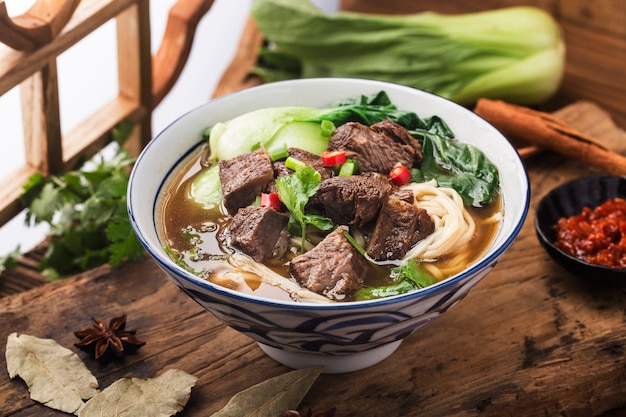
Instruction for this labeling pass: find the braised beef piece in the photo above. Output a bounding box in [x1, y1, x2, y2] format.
[371, 120, 423, 165]
[367, 195, 435, 261]
[289, 226, 368, 300]
[219, 147, 274, 215]
[228, 205, 290, 262]
[413, 208, 435, 243]
[327, 120, 421, 174]
[264, 162, 290, 195]
[392, 188, 415, 204]
[272, 160, 293, 178]
[314, 174, 393, 227]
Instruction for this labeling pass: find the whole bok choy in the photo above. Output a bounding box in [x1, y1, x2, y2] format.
[251, 0, 565, 106]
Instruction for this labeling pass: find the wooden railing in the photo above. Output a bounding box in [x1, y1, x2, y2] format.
[0, 0, 214, 227]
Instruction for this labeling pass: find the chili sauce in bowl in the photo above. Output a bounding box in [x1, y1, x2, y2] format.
[535, 175, 626, 282]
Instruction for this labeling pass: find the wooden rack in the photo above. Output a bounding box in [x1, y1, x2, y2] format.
[0, 0, 213, 227]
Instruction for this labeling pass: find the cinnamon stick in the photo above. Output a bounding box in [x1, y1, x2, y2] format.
[474, 98, 626, 175]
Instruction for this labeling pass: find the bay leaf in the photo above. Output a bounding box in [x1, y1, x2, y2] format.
[5, 332, 99, 414]
[77, 368, 198, 417]
[211, 366, 323, 417]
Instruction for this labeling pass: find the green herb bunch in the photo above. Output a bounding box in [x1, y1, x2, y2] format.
[19, 121, 144, 280]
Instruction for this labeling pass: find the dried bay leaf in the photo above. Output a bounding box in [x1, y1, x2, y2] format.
[211, 366, 323, 417]
[77, 368, 198, 417]
[5, 332, 99, 414]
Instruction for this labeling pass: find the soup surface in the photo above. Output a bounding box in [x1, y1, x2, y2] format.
[158, 143, 502, 303]
[157, 94, 502, 303]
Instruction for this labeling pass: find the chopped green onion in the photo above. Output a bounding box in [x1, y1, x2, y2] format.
[320, 119, 335, 137]
[270, 143, 289, 161]
[338, 160, 356, 176]
[285, 156, 307, 172]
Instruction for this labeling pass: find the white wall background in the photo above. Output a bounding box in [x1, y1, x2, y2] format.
[0, 0, 338, 256]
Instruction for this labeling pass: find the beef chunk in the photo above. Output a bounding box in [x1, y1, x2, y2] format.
[289, 226, 368, 300]
[219, 147, 274, 215]
[228, 206, 290, 262]
[264, 161, 291, 194]
[392, 188, 415, 204]
[367, 195, 435, 261]
[327, 121, 420, 174]
[371, 120, 423, 165]
[413, 208, 436, 244]
[315, 174, 393, 227]
[272, 160, 293, 178]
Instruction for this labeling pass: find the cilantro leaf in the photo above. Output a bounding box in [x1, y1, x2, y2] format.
[275, 165, 333, 251]
[354, 259, 436, 301]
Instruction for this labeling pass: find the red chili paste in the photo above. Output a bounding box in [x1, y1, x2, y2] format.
[554, 197, 626, 268]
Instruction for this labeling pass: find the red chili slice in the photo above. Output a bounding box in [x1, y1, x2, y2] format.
[321, 150, 347, 167]
[259, 192, 282, 211]
[389, 164, 411, 186]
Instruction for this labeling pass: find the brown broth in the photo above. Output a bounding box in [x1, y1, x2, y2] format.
[157, 144, 502, 302]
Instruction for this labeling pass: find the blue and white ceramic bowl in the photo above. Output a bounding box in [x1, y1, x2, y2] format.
[128, 78, 529, 373]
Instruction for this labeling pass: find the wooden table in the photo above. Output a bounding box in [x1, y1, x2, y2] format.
[3, 2, 626, 416]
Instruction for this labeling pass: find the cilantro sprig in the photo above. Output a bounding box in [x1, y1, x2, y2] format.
[354, 259, 436, 301]
[18, 121, 144, 280]
[274, 164, 333, 252]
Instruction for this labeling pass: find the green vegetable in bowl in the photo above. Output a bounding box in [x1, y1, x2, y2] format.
[196, 90, 499, 211]
[420, 135, 499, 207]
[251, 0, 566, 106]
[208, 108, 331, 163]
[207, 91, 434, 162]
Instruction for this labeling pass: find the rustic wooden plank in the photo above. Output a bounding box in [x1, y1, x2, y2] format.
[0, 0, 81, 51]
[212, 16, 264, 98]
[20, 62, 63, 175]
[0, 258, 281, 416]
[0, 165, 39, 227]
[559, 0, 626, 38]
[547, 21, 626, 129]
[0, 0, 141, 97]
[0, 245, 47, 298]
[115, 0, 153, 153]
[152, 0, 215, 106]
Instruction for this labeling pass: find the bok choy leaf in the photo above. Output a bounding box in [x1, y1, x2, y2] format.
[251, 0, 565, 106]
[207, 91, 450, 162]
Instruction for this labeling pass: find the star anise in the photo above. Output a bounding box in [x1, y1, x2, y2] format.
[74, 314, 146, 360]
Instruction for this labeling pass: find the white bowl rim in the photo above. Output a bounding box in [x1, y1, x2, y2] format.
[128, 77, 530, 311]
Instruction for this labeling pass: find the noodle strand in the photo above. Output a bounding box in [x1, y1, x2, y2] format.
[402, 180, 477, 276]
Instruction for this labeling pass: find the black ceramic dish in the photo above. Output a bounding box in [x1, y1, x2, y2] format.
[534, 175, 626, 282]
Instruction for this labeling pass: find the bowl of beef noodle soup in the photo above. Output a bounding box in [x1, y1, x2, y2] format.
[128, 78, 529, 373]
